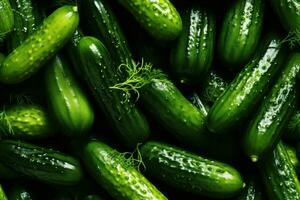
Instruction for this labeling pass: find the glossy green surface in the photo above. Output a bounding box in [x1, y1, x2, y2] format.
[0, 184, 7, 200]
[244, 53, 300, 161]
[219, 0, 264, 67]
[284, 144, 299, 170]
[140, 141, 245, 198]
[0, 6, 79, 84]
[170, 7, 215, 84]
[77, 36, 150, 149]
[207, 36, 285, 133]
[0, 0, 14, 37]
[237, 177, 263, 200]
[260, 141, 300, 200]
[82, 140, 167, 200]
[118, 0, 182, 40]
[45, 55, 94, 137]
[0, 140, 83, 185]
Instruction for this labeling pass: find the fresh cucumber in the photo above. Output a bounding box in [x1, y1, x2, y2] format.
[284, 143, 299, 172]
[45, 54, 94, 137]
[170, 7, 215, 84]
[0, 185, 7, 200]
[0, 0, 14, 38]
[0, 140, 83, 185]
[77, 36, 150, 149]
[207, 35, 286, 133]
[0, 104, 53, 140]
[0, 5, 79, 84]
[244, 52, 300, 162]
[0, 53, 4, 64]
[260, 141, 300, 200]
[117, 0, 182, 40]
[82, 140, 167, 200]
[140, 141, 244, 199]
[219, 0, 264, 67]
[237, 175, 263, 200]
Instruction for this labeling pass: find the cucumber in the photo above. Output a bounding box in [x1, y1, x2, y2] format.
[79, 0, 132, 66]
[237, 176, 263, 200]
[117, 0, 182, 40]
[45, 54, 94, 137]
[285, 111, 300, 141]
[0, 185, 7, 200]
[82, 140, 167, 200]
[0, 53, 4, 64]
[244, 53, 300, 162]
[260, 141, 300, 200]
[0, 104, 53, 140]
[0, 140, 83, 185]
[8, 0, 40, 50]
[170, 7, 215, 84]
[0, 162, 20, 179]
[77, 36, 150, 149]
[140, 141, 244, 199]
[284, 144, 299, 171]
[8, 186, 32, 200]
[0, 5, 79, 84]
[0, 0, 14, 38]
[219, 0, 264, 67]
[207, 35, 286, 133]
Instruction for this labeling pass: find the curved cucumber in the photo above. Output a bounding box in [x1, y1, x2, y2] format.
[82, 140, 167, 200]
[140, 141, 244, 199]
[170, 7, 215, 84]
[118, 0, 182, 40]
[0, 0, 14, 38]
[207, 35, 286, 133]
[219, 0, 264, 67]
[244, 53, 300, 162]
[0, 140, 83, 185]
[45, 55, 94, 137]
[0, 5, 79, 84]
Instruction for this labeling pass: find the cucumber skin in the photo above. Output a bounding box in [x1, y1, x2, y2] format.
[118, 0, 182, 40]
[82, 140, 167, 200]
[207, 36, 286, 134]
[170, 7, 215, 84]
[244, 53, 300, 161]
[141, 77, 206, 148]
[237, 177, 263, 200]
[140, 141, 244, 199]
[219, 0, 264, 67]
[260, 141, 300, 200]
[0, 140, 83, 185]
[45, 55, 94, 137]
[0, 0, 14, 37]
[77, 36, 150, 149]
[0, 6, 79, 84]
[0, 185, 7, 200]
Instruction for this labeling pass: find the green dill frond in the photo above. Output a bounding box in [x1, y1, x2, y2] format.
[0, 106, 14, 136]
[281, 29, 300, 49]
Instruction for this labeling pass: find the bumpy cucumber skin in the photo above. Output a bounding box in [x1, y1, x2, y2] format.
[284, 144, 299, 170]
[77, 37, 150, 149]
[0, 6, 79, 84]
[237, 177, 263, 200]
[0, 185, 7, 200]
[80, 0, 132, 66]
[118, 0, 182, 40]
[244, 53, 300, 161]
[260, 141, 300, 200]
[0, 0, 14, 37]
[8, 0, 40, 50]
[0, 140, 83, 185]
[0, 105, 53, 140]
[46, 55, 94, 137]
[219, 0, 264, 67]
[141, 78, 206, 148]
[140, 141, 244, 199]
[83, 140, 167, 200]
[170, 8, 215, 84]
[207, 36, 286, 133]
[270, 0, 300, 31]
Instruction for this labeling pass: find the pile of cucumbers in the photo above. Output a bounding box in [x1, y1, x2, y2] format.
[0, 0, 300, 199]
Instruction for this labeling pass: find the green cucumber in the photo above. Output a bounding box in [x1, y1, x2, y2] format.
[0, 140, 83, 185]
[0, 5, 79, 84]
[244, 53, 300, 162]
[8, 186, 32, 200]
[207, 35, 286, 133]
[170, 7, 215, 84]
[260, 141, 300, 200]
[237, 175, 263, 200]
[284, 144, 299, 171]
[117, 0, 182, 40]
[8, 0, 40, 50]
[0, 185, 7, 200]
[219, 0, 264, 67]
[0, 162, 20, 179]
[285, 111, 300, 141]
[45, 54, 94, 137]
[0, 104, 53, 140]
[77, 36, 150, 148]
[0, 53, 4, 64]
[0, 0, 14, 38]
[82, 140, 167, 200]
[140, 141, 244, 199]
[79, 0, 132, 66]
